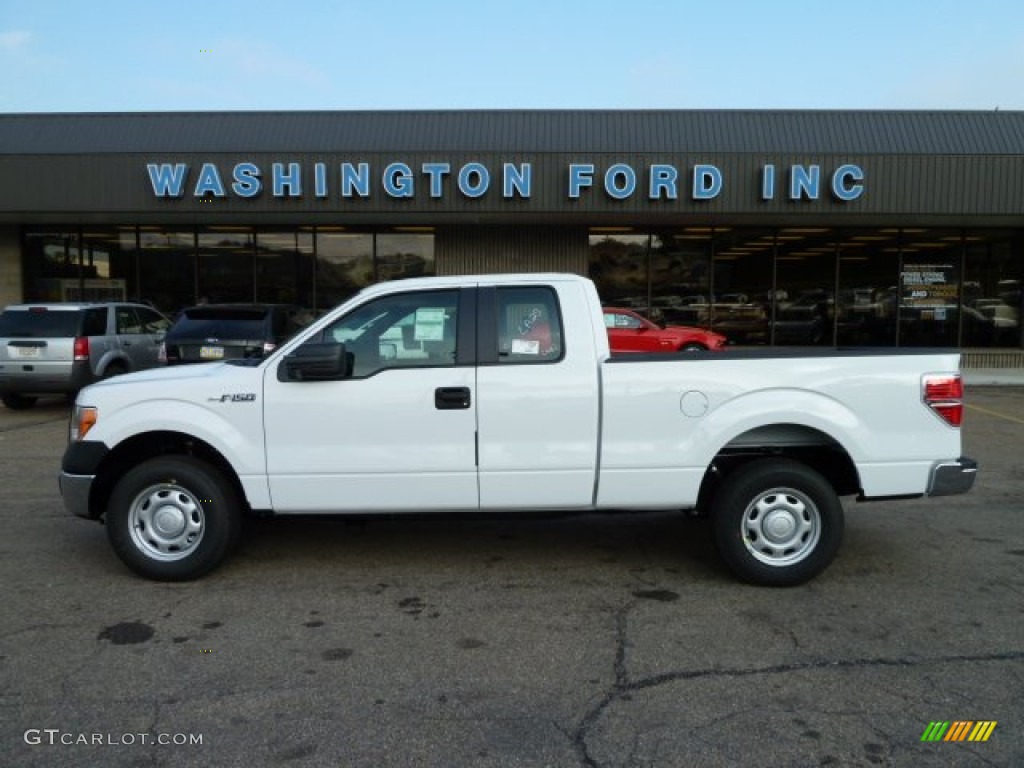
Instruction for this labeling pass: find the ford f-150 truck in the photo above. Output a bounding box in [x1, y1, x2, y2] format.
[59, 274, 976, 586]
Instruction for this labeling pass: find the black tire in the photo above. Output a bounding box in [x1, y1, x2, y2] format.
[680, 343, 708, 352]
[712, 459, 843, 587]
[106, 456, 241, 581]
[2, 393, 38, 410]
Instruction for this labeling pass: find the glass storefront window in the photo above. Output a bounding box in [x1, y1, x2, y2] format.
[198, 228, 255, 304]
[139, 229, 196, 315]
[376, 232, 435, 282]
[22, 231, 81, 302]
[963, 230, 1022, 348]
[774, 229, 838, 346]
[649, 231, 711, 329]
[711, 229, 772, 344]
[836, 230, 899, 347]
[255, 230, 314, 310]
[898, 229, 960, 347]
[315, 231, 375, 311]
[588, 232, 650, 313]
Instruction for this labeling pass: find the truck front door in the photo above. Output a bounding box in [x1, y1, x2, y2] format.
[262, 288, 479, 512]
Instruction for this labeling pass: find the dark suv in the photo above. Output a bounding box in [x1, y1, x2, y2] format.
[0, 302, 171, 409]
[161, 304, 308, 365]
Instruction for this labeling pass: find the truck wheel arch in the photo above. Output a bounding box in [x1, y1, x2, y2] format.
[696, 423, 861, 515]
[90, 431, 248, 522]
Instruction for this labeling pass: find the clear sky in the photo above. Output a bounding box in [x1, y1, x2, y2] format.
[2, 0, 1022, 113]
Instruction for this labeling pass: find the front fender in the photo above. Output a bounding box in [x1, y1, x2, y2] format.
[94, 398, 266, 478]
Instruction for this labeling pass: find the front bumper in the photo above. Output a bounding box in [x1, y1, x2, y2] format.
[59, 471, 95, 518]
[59, 440, 109, 519]
[927, 457, 978, 496]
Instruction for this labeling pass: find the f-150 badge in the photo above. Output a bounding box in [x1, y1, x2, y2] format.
[209, 393, 257, 403]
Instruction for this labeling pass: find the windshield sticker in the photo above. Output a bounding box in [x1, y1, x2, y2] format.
[511, 339, 540, 355]
[414, 308, 446, 341]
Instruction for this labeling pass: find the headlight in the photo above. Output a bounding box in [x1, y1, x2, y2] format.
[70, 406, 98, 442]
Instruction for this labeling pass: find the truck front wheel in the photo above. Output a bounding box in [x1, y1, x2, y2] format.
[712, 459, 844, 586]
[106, 456, 241, 581]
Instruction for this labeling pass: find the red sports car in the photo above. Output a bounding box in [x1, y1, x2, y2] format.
[603, 307, 727, 353]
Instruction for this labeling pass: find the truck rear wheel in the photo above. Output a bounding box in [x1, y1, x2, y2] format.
[712, 459, 843, 586]
[106, 456, 241, 581]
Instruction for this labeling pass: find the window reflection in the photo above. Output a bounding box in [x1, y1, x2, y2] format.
[711, 229, 771, 344]
[773, 229, 837, 346]
[962, 230, 1021, 348]
[255, 230, 314, 309]
[315, 231, 374, 311]
[650, 231, 711, 329]
[139, 229, 195, 315]
[198, 228, 254, 304]
[588, 233, 650, 313]
[22, 231, 81, 301]
[898, 230, 960, 347]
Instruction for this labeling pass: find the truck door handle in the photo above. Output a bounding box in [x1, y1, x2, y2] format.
[435, 387, 471, 410]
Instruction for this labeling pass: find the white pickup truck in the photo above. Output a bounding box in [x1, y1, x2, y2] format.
[59, 274, 976, 586]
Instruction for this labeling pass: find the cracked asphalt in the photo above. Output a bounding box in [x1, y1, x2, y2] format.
[1, 388, 1022, 767]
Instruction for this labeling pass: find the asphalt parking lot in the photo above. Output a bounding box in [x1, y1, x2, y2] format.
[1, 388, 1022, 768]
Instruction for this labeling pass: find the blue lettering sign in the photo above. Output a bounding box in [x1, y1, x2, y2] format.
[761, 164, 775, 200]
[272, 162, 302, 197]
[649, 165, 678, 200]
[693, 164, 723, 200]
[789, 165, 820, 200]
[604, 164, 637, 200]
[458, 163, 490, 198]
[422, 163, 450, 198]
[503, 163, 531, 198]
[831, 164, 864, 201]
[231, 163, 262, 198]
[314, 163, 328, 198]
[341, 163, 370, 197]
[569, 164, 595, 199]
[194, 163, 226, 197]
[147, 163, 188, 198]
[384, 163, 414, 198]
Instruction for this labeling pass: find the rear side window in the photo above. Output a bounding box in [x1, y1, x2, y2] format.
[0, 308, 84, 338]
[82, 307, 108, 336]
[497, 287, 563, 363]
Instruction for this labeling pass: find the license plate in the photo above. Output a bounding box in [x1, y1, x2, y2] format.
[199, 346, 224, 360]
[16, 347, 40, 358]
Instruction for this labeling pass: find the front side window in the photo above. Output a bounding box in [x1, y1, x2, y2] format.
[115, 307, 142, 334]
[497, 287, 563, 363]
[321, 290, 459, 378]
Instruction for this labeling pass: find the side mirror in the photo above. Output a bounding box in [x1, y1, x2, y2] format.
[278, 342, 352, 382]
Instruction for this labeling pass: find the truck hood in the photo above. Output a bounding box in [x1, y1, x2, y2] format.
[77, 361, 263, 404]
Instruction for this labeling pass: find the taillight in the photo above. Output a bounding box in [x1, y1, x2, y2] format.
[158, 342, 167, 364]
[923, 374, 963, 427]
[73, 336, 89, 361]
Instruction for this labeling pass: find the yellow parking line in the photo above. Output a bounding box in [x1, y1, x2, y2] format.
[966, 403, 1024, 425]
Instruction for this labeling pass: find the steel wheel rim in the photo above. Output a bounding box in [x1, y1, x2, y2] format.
[741, 486, 820, 567]
[128, 483, 205, 561]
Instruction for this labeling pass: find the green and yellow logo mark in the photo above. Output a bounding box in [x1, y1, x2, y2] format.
[921, 721, 997, 742]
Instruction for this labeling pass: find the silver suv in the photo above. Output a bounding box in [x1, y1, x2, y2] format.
[0, 302, 171, 409]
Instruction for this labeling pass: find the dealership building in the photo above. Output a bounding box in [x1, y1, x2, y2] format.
[1, 109, 1022, 354]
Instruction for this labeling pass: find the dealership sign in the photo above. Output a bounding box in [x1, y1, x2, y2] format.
[146, 161, 865, 202]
